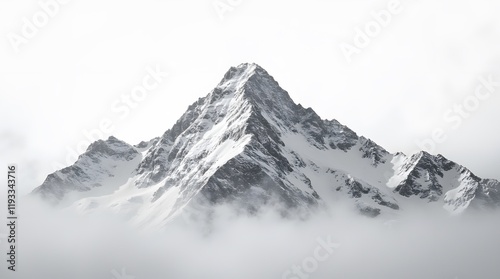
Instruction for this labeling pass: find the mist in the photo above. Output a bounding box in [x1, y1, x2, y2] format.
[2, 198, 500, 279]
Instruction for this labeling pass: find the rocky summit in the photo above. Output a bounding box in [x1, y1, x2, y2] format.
[32, 63, 500, 228]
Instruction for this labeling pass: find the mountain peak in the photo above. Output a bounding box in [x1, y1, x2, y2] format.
[31, 64, 500, 225]
[236, 62, 262, 71]
[216, 63, 270, 91]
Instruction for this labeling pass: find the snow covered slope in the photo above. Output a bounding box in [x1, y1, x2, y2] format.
[31, 63, 500, 227]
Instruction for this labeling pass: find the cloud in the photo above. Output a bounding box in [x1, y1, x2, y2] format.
[4, 197, 500, 279]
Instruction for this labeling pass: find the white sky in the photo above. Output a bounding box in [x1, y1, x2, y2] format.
[1, 0, 499, 195]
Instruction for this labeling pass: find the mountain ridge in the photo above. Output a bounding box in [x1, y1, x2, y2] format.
[32, 63, 500, 228]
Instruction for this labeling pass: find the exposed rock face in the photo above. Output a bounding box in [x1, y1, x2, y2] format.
[33, 136, 140, 205]
[32, 63, 500, 227]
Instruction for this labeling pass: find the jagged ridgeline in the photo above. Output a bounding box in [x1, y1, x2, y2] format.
[32, 63, 500, 228]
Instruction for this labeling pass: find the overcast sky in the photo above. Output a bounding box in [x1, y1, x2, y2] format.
[1, 0, 499, 195]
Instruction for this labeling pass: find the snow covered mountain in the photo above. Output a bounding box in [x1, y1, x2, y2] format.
[32, 63, 500, 227]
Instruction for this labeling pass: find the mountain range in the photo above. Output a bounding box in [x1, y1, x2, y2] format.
[31, 63, 500, 228]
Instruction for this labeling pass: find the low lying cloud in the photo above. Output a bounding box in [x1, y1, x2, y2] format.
[2, 198, 500, 279]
